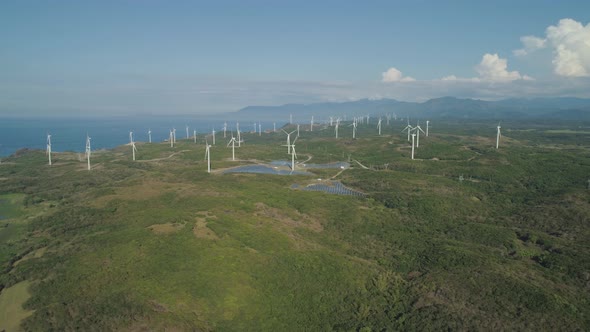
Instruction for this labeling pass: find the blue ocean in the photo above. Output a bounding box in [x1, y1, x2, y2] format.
[0, 116, 283, 157]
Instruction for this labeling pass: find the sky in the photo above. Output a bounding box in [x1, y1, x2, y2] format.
[1, 0, 590, 116]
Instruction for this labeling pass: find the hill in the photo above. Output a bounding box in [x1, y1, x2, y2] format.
[236, 97, 590, 121]
[1, 119, 589, 330]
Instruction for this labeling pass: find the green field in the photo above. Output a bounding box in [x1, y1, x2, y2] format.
[0, 119, 589, 331]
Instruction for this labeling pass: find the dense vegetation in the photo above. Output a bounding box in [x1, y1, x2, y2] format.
[0, 119, 589, 331]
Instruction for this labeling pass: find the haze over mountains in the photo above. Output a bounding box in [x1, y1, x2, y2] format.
[236, 97, 590, 121]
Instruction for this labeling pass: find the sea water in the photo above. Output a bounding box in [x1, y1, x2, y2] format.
[0, 116, 282, 157]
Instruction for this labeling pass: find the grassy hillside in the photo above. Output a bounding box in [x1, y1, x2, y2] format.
[0, 119, 589, 331]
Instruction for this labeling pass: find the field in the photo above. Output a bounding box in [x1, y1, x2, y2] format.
[0, 118, 589, 331]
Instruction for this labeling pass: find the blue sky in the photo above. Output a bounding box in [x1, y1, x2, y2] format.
[1, 0, 589, 115]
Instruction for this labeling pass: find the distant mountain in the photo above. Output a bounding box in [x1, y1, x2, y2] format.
[235, 97, 590, 121]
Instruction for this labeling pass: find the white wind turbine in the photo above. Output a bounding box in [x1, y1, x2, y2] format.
[148, 129, 152, 143]
[212, 128, 216, 145]
[223, 122, 227, 138]
[253, 122, 257, 133]
[402, 119, 413, 141]
[204, 140, 212, 173]
[281, 129, 296, 154]
[426, 120, 430, 137]
[289, 137, 298, 172]
[289, 113, 293, 124]
[496, 123, 501, 149]
[172, 128, 176, 144]
[411, 133, 416, 160]
[169, 130, 174, 148]
[85, 135, 91, 170]
[273, 122, 276, 132]
[329, 116, 334, 126]
[377, 118, 382, 136]
[310, 116, 314, 132]
[186, 125, 189, 139]
[237, 122, 242, 147]
[130, 131, 137, 161]
[46, 133, 52, 166]
[297, 124, 300, 137]
[227, 134, 237, 161]
[335, 118, 340, 138]
[258, 122, 262, 136]
[414, 122, 425, 148]
[349, 119, 357, 139]
[194, 130, 197, 144]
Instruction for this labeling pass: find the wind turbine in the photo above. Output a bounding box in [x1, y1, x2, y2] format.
[172, 128, 176, 144]
[335, 118, 340, 138]
[132, 140, 137, 161]
[85, 135, 91, 170]
[258, 122, 262, 136]
[148, 129, 152, 143]
[377, 118, 382, 136]
[297, 124, 300, 137]
[237, 122, 242, 147]
[204, 140, 211, 173]
[426, 120, 430, 137]
[273, 122, 276, 132]
[130, 131, 137, 160]
[227, 134, 237, 161]
[310, 116, 314, 132]
[411, 133, 416, 160]
[496, 123, 501, 149]
[329, 116, 334, 126]
[186, 125, 189, 139]
[223, 122, 227, 138]
[281, 129, 296, 154]
[169, 130, 174, 148]
[414, 122, 425, 148]
[289, 113, 293, 124]
[193, 130, 197, 144]
[349, 119, 357, 139]
[402, 119, 413, 141]
[212, 128, 216, 145]
[46, 134, 52, 166]
[289, 137, 298, 172]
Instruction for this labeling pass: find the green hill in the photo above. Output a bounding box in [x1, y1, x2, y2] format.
[1, 119, 589, 331]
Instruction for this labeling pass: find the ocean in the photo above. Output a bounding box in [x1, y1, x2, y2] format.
[0, 116, 285, 157]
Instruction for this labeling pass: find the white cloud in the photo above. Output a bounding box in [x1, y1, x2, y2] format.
[514, 18, 590, 77]
[475, 53, 526, 82]
[381, 67, 415, 82]
[546, 18, 590, 77]
[513, 36, 547, 56]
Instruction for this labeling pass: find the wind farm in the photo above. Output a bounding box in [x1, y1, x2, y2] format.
[2, 2, 590, 331]
[1, 114, 590, 331]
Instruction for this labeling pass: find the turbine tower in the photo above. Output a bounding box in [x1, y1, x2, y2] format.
[496, 123, 501, 149]
[290, 137, 298, 172]
[169, 130, 174, 148]
[186, 125, 189, 139]
[194, 130, 197, 144]
[426, 120, 430, 137]
[310, 116, 314, 132]
[212, 128, 216, 145]
[223, 122, 227, 138]
[377, 118, 382, 136]
[411, 133, 416, 160]
[148, 129, 152, 143]
[205, 141, 212, 173]
[227, 134, 237, 161]
[85, 135, 91, 170]
[46, 134, 52, 166]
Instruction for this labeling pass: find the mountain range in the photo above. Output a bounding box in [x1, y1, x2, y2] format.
[234, 97, 590, 121]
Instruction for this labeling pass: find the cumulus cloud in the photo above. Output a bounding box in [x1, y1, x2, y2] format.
[547, 19, 590, 77]
[475, 53, 528, 82]
[514, 18, 590, 77]
[381, 67, 415, 82]
[439, 54, 531, 82]
[513, 36, 547, 56]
